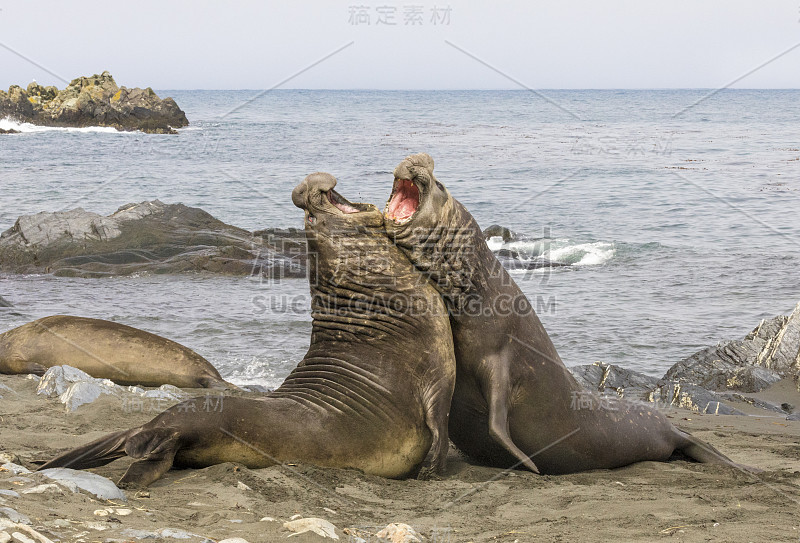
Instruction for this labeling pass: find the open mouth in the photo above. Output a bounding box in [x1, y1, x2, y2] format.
[385, 179, 420, 223]
[327, 190, 362, 214]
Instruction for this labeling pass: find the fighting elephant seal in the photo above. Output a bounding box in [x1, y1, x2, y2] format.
[384, 152, 743, 474]
[39, 174, 456, 487]
[0, 315, 231, 389]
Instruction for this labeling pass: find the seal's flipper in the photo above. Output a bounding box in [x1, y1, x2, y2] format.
[0, 351, 47, 376]
[118, 428, 181, 488]
[199, 376, 240, 391]
[673, 428, 756, 470]
[38, 429, 132, 470]
[26, 362, 48, 376]
[418, 384, 453, 479]
[486, 359, 540, 474]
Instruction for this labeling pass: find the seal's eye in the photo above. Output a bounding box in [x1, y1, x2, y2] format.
[435, 180, 444, 191]
[307, 214, 316, 225]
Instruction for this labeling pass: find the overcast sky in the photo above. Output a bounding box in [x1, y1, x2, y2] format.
[1, 1, 799, 90]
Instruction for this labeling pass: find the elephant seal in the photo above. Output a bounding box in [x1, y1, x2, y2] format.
[384, 152, 743, 474]
[39, 173, 456, 487]
[0, 315, 231, 389]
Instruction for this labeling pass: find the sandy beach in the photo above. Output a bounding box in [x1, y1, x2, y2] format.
[1, 372, 799, 543]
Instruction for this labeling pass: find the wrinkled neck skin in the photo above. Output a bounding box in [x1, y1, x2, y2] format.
[388, 192, 564, 367]
[389, 196, 517, 315]
[304, 223, 437, 356]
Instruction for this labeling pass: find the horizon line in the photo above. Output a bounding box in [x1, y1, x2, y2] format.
[149, 87, 800, 91]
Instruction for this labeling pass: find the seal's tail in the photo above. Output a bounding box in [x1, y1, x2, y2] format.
[39, 428, 134, 471]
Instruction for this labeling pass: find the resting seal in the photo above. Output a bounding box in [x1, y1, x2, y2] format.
[0, 315, 231, 389]
[40, 174, 456, 486]
[384, 152, 743, 474]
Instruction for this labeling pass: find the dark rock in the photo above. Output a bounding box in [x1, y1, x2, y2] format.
[570, 362, 660, 401]
[0, 296, 11, 307]
[495, 248, 521, 259]
[568, 362, 748, 415]
[483, 224, 517, 242]
[648, 381, 748, 416]
[0, 71, 188, 134]
[665, 303, 800, 392]
[251, 227, 308, 279]
[717, 393, 787, 414]
[0, 201, 305, 278]
[0, 85, 34, 119]
[27, 81, 57, 101]
[0, 128, 20, 134]
[569, 304, 800, 415]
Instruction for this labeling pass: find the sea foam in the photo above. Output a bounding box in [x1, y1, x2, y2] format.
[488, 236, 616, 267]
[1, 116, 124, 134]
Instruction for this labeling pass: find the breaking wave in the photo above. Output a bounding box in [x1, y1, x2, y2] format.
[1, 117, 125, 134]
[487, 235, 616, 267]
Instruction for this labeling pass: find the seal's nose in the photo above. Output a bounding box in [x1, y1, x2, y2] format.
[292, 172, 337, 209]
[394, 153, 434, 180]
[409, 152, 434, 173]
[393, 161, 412, 181]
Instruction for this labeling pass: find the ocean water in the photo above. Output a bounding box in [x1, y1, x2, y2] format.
[1, 90, 799, 387]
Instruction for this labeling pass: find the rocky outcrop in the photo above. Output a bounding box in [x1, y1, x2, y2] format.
[570, 361, 660, 400]
[0, 128, 20, 134]
[0, 72, 188, 134]
[569, 361, 780, 416]
[571, 303, 800, 417]
[0, 201, 306, 278]
[648, 381, 750, 416]
[569, 362, 739, 415]
[665, 303, 800, 392]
